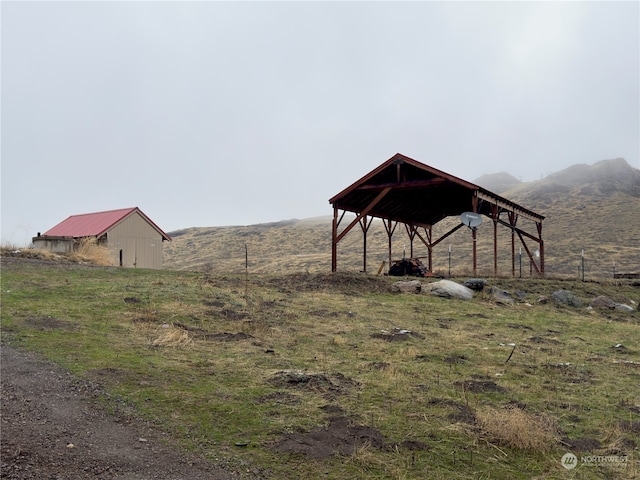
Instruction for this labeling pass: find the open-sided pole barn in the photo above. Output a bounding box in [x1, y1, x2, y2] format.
[329, 153, 545, 277]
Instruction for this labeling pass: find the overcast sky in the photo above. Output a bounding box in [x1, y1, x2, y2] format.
[2, 1, 638, 245]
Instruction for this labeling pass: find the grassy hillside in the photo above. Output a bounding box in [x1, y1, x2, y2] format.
[163, 158, 640, 279]
[1, 258, 638, 479]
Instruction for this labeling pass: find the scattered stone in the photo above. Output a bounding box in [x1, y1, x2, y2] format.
[390, 280, 422, 293]
[544, 362, 572, 370]
[527, 336, 560, 345]
[423, 280, 474, 300]
[552, 290, 583, 307]
[590, 295, 616, 309]
[537, 295, 549, 304]
[490, 286, 514, 305]
[615, 303, 635, 312]
[463, 278, 487, 291]
[614, 360, 640, 367]
[371, 328, 425, 342]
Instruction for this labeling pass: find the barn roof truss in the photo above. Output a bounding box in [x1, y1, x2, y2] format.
[329, 153, 545, 276]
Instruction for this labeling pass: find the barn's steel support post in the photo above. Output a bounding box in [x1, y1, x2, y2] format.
[492, 204, 499, 277]
[472, 192, 478, 276]
[426, 227, 433, 272]
[509, 212, 517, 277]
[331, 206, 339, 272]
[537, 221, 545, 277]
[405, 224, 418, 258]
[359, 215, 373, 272]
[472, 228, 478, 276]
[384, 218, 397, 272]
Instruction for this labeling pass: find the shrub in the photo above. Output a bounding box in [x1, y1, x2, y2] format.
[475, 406, 559, 452]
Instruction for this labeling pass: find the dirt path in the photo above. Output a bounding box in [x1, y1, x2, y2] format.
[1, 343, 254, 480]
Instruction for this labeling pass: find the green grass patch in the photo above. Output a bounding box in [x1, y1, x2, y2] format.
[2, 259, 639, 479]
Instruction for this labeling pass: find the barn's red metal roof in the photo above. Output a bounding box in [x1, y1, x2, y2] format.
[43, 207, 171, 241]
[329, 153, 544, 226]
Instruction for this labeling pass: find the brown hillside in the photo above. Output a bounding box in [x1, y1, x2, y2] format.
[473, 172, 521, 193]
[164, 158, 640, 278]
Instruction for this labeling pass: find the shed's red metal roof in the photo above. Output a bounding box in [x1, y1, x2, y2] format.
[43, 207, 171, 241]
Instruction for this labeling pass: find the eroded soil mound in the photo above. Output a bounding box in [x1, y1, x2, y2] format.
[270, 415, 387, 459]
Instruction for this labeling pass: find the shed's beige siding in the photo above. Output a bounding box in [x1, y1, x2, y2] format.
[107, 212, 164, 269]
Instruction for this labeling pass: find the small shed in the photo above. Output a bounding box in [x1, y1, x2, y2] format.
[32, 207, 171, 269]
[329, 153, 545, 276]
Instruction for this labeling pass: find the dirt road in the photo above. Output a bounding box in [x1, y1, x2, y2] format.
[1, 343, 256, 480]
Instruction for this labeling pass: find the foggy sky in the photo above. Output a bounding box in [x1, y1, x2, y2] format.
[2, 1, 638, 246]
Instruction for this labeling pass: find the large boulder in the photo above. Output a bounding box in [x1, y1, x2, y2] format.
[423, 280, 474, 300]
[552, 290, 583, 307]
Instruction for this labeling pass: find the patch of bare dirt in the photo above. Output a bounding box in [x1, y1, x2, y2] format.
[267, 370, 359, 400]
[270, 415, 387, 459]
[561, 437, 601, 452]
[454, 379, 507, 394]
[0, 343, 264, 480]
[171, 323, 253, 342]
[25, 316, 75, 331]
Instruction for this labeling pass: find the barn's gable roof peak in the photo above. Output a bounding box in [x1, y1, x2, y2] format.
[329, 153, 544, 226]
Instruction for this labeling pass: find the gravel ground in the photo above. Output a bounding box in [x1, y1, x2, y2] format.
[1, 343, 257, 480]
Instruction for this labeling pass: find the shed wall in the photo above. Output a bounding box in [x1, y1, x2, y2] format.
[107, 213, 164, 269]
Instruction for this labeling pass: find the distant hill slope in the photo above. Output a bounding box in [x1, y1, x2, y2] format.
[473, 172, 521, 193]
[164, 158, 640, 278]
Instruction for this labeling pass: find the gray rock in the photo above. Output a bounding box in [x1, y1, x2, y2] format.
[423, 280, 474, 300]
[463, 279, 488, 291]
[590, 295, 616, 309]
[490, 286, 514, 305]
[552, 290, 583, 307]
[391, 280, 422, 294]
